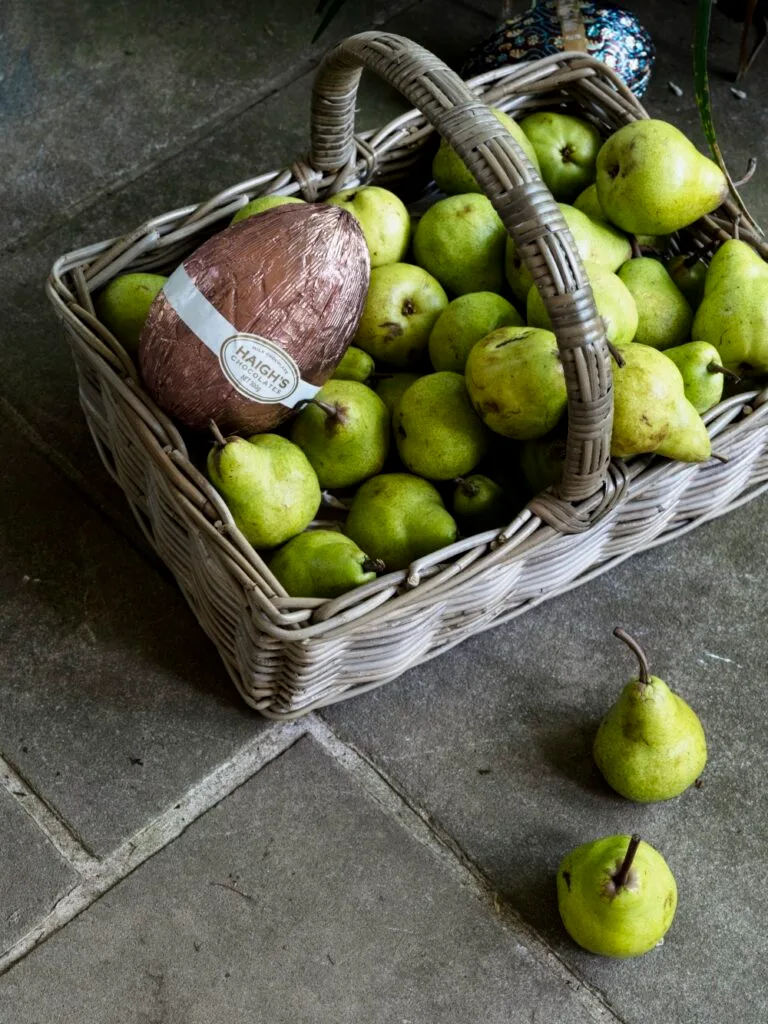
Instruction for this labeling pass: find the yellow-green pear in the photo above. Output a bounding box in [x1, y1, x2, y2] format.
[527, 261, 638, 347]
[692, 239, 768, 374]
[331, 346, 375, 382]
[231, 194, 304, 224]
[344, 473, 458, 571]
[413, 194, 507, 295]
[618, 258, 692, 350]
[667, 252, 710, 309]
[432, 107, 541, 195]
[573, 183, 607, 223]
[596, 120, 729, 235]
[95, 273, 167, 356]
[354, 263, 448, 369]
[452, 474, 510, 533]
[557, 834, 677, 958]
[374, 373, 421, 420]
[611, 343, 711, 461]
[520, 112, 602, 203]
[289, 380, 389, 489]
[207, 432, 320, 549]
[428, 291, 522, 372]
[326, 186, 410, 267]
[395, 372, 490, 480]
[465, 326, 567, 440]
[269, 530, 382, 599]
[664, 341, 730, 413]
[594, 628, 707, 802]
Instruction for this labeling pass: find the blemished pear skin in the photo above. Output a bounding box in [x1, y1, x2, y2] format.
[617, 258, 693, 350]
[413, 193, 507, 295]
[610, 342, 711, 461]
[395, 372, 490, 480]
[594, 628, 707, 802]
[207, 428, 320, 549]
[428, 292, 523, 373]
[595, 119, 728, 235]
[519, 111, 603, 203]
[465, 326, 567, 441]
[692, 239, 768, 374]
[289, 379, 390, 490]
[432, 107, 541, 195]
[326, 186, 410, 267]
[344, 473, 458, 571]
[557, 834, 678, 958]
[527, 261, 638, 348]
[664, 341, 736, 414]
[269, 530, 383, 599]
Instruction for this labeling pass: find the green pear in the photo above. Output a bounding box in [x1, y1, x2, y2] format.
[413, 194, 507, 295]
[326, 185, 410, 267]
[692, 239, 768, 374]
[207, 431, 320, 549]
[596, 119, 729, 235]
[395, 372, 490, 480]
[354, 263, 448, 369]
[95, 273, 167, 355]
[557, 834, 677, 958]
[432, 107, 541, 195]
[573, 183, 607, 223]
[428, 291, 523, 372]
[374, 373, 421, 419]
[465, 326, 567, 440]
[505, 204, 630, 304]
[664, 341, 732, 413]
[231, 194, 304, 224]
[667, 252, 709, 309]
[519, 435, 567, 494]
[594, 628, 707, 802]
[344, 473, 458, 571]
[520, 112, 602, 203]
[289, 380, 389, 490]
[618, 258, 693, 350]
[453, 474, 510, 533]
[269, 530, 382, 599]
[527, 261, 638, 347]
[611, 343, 711, 461]
[331, 346, 375, 382]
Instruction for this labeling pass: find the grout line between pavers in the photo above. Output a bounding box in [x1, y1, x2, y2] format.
[306, 716, 628, 1024]
[0, 754, 98, 875]
[0, 720, 306, 977]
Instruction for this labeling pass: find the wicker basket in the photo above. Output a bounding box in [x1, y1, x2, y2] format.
[47, 34, 768, 719]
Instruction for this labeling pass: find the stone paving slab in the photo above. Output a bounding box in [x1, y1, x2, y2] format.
[326, 494, 768, 1024]
[0, 737, 602, 1024]
[1, 0, 417, 250]
[0, 788, 78, 952]
[0, 410, 262, 856]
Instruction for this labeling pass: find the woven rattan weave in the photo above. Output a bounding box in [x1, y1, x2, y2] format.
[47, 35, 768, 718]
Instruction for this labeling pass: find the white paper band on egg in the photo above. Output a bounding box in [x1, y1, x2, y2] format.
[163, 265, 321, 408]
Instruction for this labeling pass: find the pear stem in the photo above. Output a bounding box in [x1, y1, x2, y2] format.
[613, 834, 642, 890]
[209, 420, 228, 447]
[607, 340, 626, 368]
[630, 236, 642, 259]
[613, 627, 651, 686]
[711, 451, 730, 464]
[708, 362, 741, 383]
[734, 157, 758, 188]
[362, 557, 386, 574]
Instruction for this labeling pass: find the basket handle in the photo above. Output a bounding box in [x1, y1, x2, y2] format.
[310, 32, 617, 529]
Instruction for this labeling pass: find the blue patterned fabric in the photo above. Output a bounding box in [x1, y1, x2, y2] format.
[462, 1, 655, 98]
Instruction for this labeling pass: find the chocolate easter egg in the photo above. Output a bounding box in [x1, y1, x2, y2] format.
[138, 203, 370, 434]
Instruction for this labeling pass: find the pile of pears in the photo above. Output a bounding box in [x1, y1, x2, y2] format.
[94, 107, 768, 601]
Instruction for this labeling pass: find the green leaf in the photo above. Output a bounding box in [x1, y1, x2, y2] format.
[693, 0, 763, 234]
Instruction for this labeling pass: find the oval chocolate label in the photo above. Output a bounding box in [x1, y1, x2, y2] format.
[219, 334, 300, 404]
